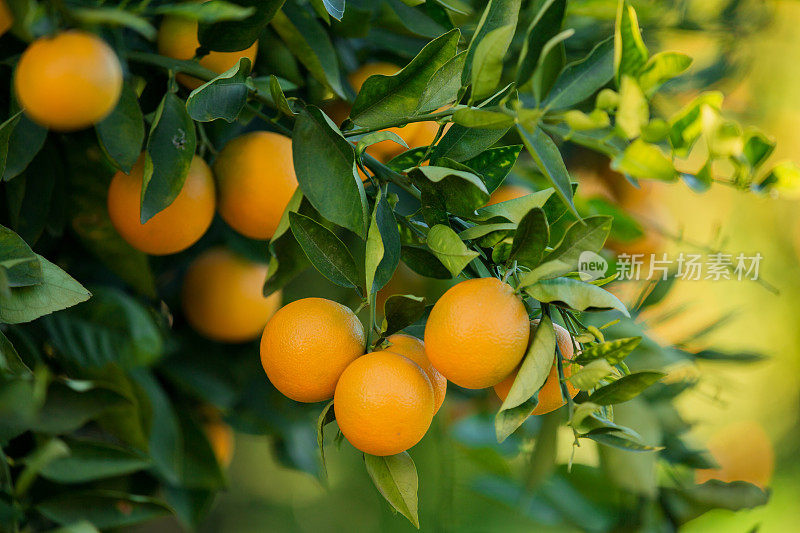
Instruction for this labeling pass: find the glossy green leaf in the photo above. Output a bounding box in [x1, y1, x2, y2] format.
[37, 491, 171, 529]
[463, 0, 521, 85]
[186, 57, 251, 122]
[269, 74, 296, 117]
[516, 0, 566, 87]
[293, 106, 368, 237]
[365, 191, 401, 297]
[452, 107, 514, 129]
[400, 246, 452, 279]
[351, 29, 460, 128]
[612, 139, 676, 182]
[2, 112, 46, 182]
[426, 225, 479, 277]
[321, 0, 345, 20]
[532, 30, 571, 102]
[41, 439, 150, 483]
[614, 0, 648, 85]
[199, 0, 284, 52]
[470, 24, 516, 100]
[0, 255, 91, 324]
[496, 316, 556, 442]
[525, 277, 629, 316]
[364, 452, 419, 529]
[473, 188, 554, 223]
[638, 51, 692, 96]
[410, 166, 490, 217]
[568, 359, 615, 390]
[383, 294, 426, 335]
[509, 207, 548, 267]
[545, 37, 614, 110]
[517, 124, 577, 217]
[463, 145, 522, 193]
[587, 371, 665, 405]
[289, 212, 362, 289]
[0, 224, 41, 287]
[141, 92, 196, 224]
[417, 51, 467, 113]
[96, 83, 144, 173]
[575, 337, 641, 365]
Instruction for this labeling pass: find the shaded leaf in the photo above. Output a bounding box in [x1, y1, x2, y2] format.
[464, 145, 522, 193]
[586, 371, 665, 405]
[517, 124, 577, 217]
[364, 452, 419, 529]
[544, 37, 614, 110]
[96, 83, 145, 173]
[383, 294, 426, 335]
[508, 207, 548, 267]
[417, 51, 467, 113]
[516, 0, 566, 87]
[470, 24, 516, 100]
[524, 277, 629, 316]
[37, 491, 171, 529]
[186, 57, 251, 122]
[199, 0, 284, 52]
[289, 212, 362, 289]
[426, 225, 479, 277]
[365, 191, 401, 296]
[317, 401, 335, 480]
[0, 224, 41, 287]
[41, 439, 150, 483]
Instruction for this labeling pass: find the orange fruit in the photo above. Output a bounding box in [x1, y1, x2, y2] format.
[214, 131, 298, 240]
[494, 320, 578, 415]
[107, 154, 215, 255]
[260, 298, 365, 403]
[181, 247, 281, 342]
[204, 419, 234, 468]
[424, 277, 530, 389]
[334, 350, 434, 455]
[157, 14, 258, 89]
[0, 0, 13, 37]
[14, 30, 122, 131]
[385, 333, 447, 413]
[487, 184, 532, 206]
[696, 420, 774, 489]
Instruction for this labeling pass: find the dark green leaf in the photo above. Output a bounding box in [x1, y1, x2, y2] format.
[0, 112, 22, 178]
[470, 24, 516, 100]
[586, 431, 661, 452]
[452, 108, 514, 129]
[662, 480, 769, 524]
[517, 124, 577, 217]
[509, 207, 548, 267]
[70, 8, 155, 39]
[321, 0, 345, 20]
[464, 145, 522, 193]
[544, 37, 614, 110]
[2, 114, 46, 181]
[141, 92, 196, 224]
[5, 143, 58, 245]
[96, 83, 144, 173]
[33, 379, 130, 435]
[587, 371, 665, 405]
[365, 191, 401, 296]
[293, 106, 368, 236]
[186, 58, 251, 122]
[154, 2, 256, 23]
[473, 188, 553, 223]
[524, 277, 629, 316]
[364, 452, 420, 529]
[351, 29, 460, 127]
[0, 330, 30, 377]
[575, 337, 641, 365]
[417, 51, 467, 113]
[516, 0, 566, 86]
[289, 212, 362, 289]
[425, 224, 479, 277]
[37, 491, 171, 529]
[383, 294, 426, 336]
[385, 0, 446, 38]
[743, 129, 775, 169]
[0, 224, 41, 287]
[400, 246, 452, 279]
[532, 30, 570, 102]
[410, 166, 489, 217]
[269, 74, 295, 117]
[690, 349, 766, 363]
[199, 0, 284, 52]
[463, 0, 521, 85]
[15, 439, 70, 497]
[40, 439, 150, 483]
[317, 401, 335, 479]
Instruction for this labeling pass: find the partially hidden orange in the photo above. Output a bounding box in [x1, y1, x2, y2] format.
[385, 333, 447, 413]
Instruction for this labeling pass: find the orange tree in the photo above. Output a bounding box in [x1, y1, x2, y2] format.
[0, 0, 789, 530]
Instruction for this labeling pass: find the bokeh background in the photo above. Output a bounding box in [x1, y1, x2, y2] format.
[128, 1, 800, 531]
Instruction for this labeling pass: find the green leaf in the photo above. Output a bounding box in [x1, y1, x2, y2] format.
[49, 520, 101, 533]
[71, 7, 155, 39]
[199, 0, 284, 52]
[519, 215, 611, 285]
[356, 131, 408, 159]
[132, 370, 182, 485]
[186, 57, 251, 122]
[383, 294, 426, 335]
[271, 3, 346, 97]
[574, 337, 641, 365]
[508, 207, 548, 267]
[690, 349, 766, 363]
[400, 246, 452, 279]
[417, 51, 467, 114]
[0, 111, 23, 178]
[452, 108, 515, 129]
[289, 212, 362, 289]
[495, 316, 556, 442]
[37, 491, 171, 529]
[473, 188, 554, 223]
[517, 124, 577, 218]
[615, 75, 648, 139]
[15, 438, 70, 497]
[321, 0, 345, 20]
[544, 37, 614, 110]
[426, 225, 480, 277]
[0, 330, 30, 377]
[2, 114, 46, 181]
[668, 91, 723, 157]
[568, 359, 614, 390]
[41, 287, 163, 368]
[742, 129, 775, 169]
[0, 224, 41, 287]
[470, 24, 516, 101]
[637, 51, 692, 96]
[662, 480, 769, 523]
[317, 400, 336, 479]
[364, 452, 420, 529]
[612, 139, 676, 181]
[524, 277, 629, 316]
[410, 166, 490, 217]
[0, 255, 91, 324]
[365, 191, 401, 297]
[269, 74, 296, 117]
[464, 145, 522, 193]
[32, 379, 131, 435]
[463, 0, 521, 85]
[351, 29, 460, 128]
[532, 30, 571, 102]
[96, 83, 145, 173]
[756, 161, 800, 196]
[516, 0, 566, 87]
[153, 1, 256, 23]
[293, 106, 368, 237]
[614, 0, 648, 85]
[40, 439, 150, 483]
[459, 222, 516, 241]
[586, 431, 661, 452]
[141, 92, 196, 224]
[586, 371, 665, 405]
[385, 0, 447, 38]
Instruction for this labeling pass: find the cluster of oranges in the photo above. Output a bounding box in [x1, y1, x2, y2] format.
[259, 277, 578, 456]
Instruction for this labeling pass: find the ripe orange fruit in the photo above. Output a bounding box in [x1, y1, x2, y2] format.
[425, 277, 530, 389]
[0, 0, 13, 37]
[14, 31, 122, 131]
[385, 333, 447, 413]
[487, 184, 532, 206]
[696, 420, 774, 489]
[107, 154, 215, 255]
[213, 131, 298, 240]
[157, 14, 258, 89]
[260, 298, 365, 403]
[181, 247, 281, 342]
[348, 63, 442, 162]
[204, 419, 234, 468]
[494, 320, 578, 415]
[334, 350, 434, 455]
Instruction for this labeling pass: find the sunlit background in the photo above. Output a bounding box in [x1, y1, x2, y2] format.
[129, 1, 800, 531]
